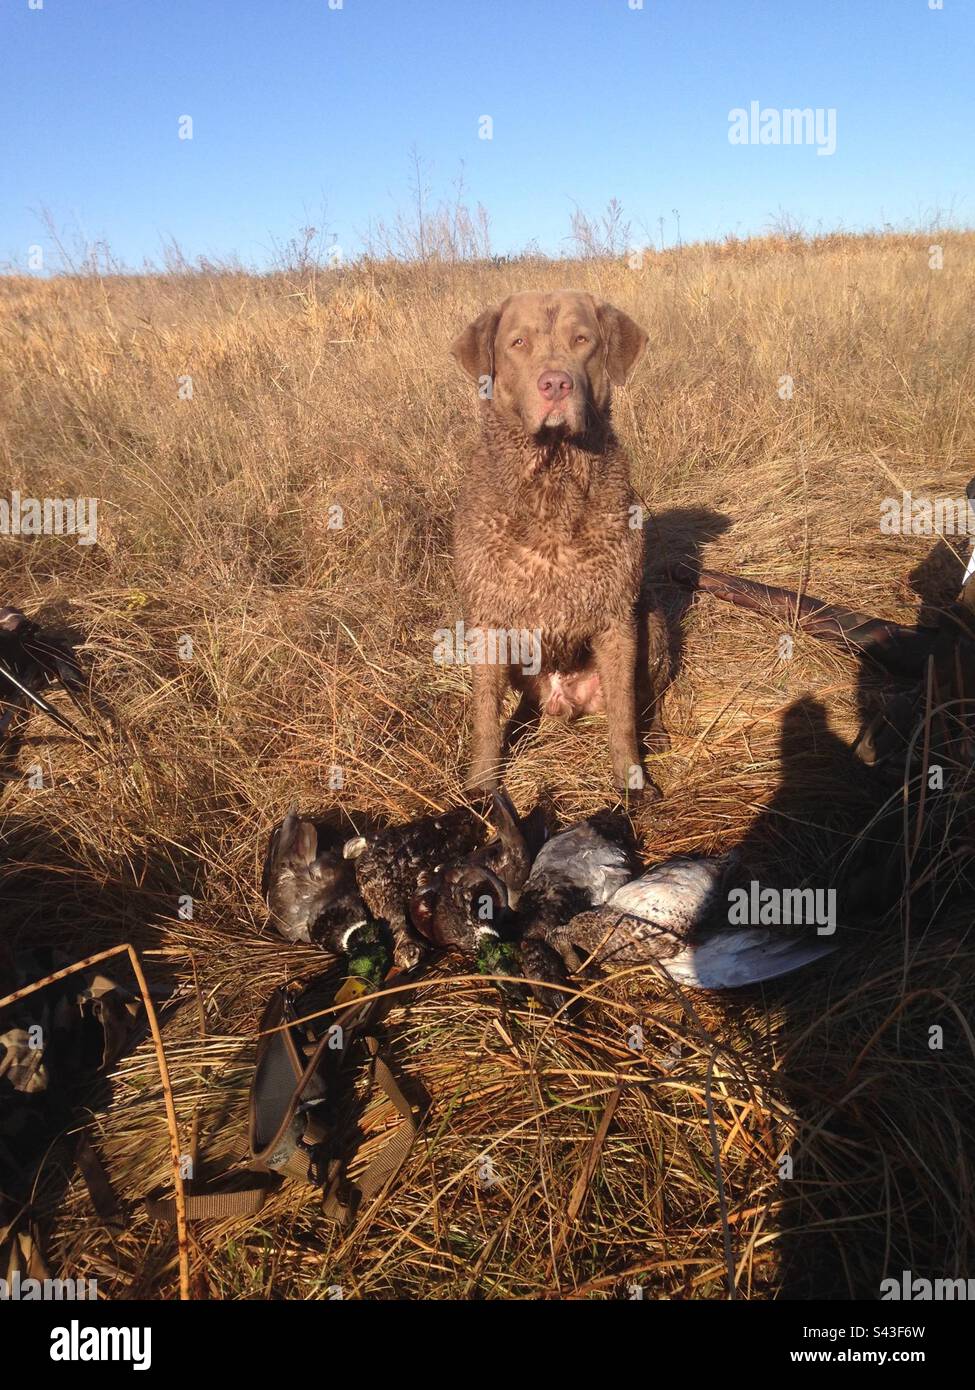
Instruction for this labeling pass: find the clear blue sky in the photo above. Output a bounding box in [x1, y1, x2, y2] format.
[1, 0, 972, 269]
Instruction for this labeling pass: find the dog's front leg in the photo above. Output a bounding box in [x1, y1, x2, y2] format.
[593, 620, 654, 800]
[466, 659, 509, 793]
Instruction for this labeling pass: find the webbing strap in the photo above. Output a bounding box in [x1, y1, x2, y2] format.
[146, 1039, 419, 1226]
[145, 1187, 267, 1221]
[322, 1035, 419, 1225]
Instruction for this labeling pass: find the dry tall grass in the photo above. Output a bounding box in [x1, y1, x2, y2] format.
[2, 231, 975, 1298]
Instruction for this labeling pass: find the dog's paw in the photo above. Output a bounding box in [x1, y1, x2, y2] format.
[615, 778, 662, 812]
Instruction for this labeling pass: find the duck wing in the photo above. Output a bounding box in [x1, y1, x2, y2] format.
[531, 849, 836, 991]
[662, 929, 837, 989]
[262, 812, 356, 945]
[526, 818, 633, 904]
[553, 906, 836, 987]
[607, 854, 732, 934]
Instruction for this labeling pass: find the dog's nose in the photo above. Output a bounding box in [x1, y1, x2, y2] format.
[537, 370, 573, 399]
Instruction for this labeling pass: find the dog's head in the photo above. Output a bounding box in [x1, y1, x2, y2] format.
[451, 290, 647, 442]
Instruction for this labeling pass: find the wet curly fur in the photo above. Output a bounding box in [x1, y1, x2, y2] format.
[451, 290, 669, 796]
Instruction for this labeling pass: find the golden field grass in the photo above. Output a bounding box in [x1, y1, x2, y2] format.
[2, 230, 975, 1299]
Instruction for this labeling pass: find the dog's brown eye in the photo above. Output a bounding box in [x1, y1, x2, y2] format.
[511, 337, 525, 348]
[575, 334, 589, 345]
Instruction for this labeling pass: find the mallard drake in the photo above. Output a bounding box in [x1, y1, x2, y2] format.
[407, 790, 547, 955]
[529, 852, 836, 992]
[262, 813, 395, 995]
[348, 804, 489, 969]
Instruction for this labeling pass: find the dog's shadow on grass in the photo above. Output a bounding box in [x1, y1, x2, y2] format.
[636, 505, 732, 755]
[641, 504, 732, 683]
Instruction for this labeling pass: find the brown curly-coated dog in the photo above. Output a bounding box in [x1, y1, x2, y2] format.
[450, 289, 668, 799]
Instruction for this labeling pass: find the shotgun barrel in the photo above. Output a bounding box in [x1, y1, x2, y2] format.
[666, 565, 945, 677]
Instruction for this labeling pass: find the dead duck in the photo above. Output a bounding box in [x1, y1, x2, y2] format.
[518, 811, 636, 932]
[515, 811, 637, 1007]
[262, 812, 393, 990]
[529, 852, 836, 992]
[410, 808, 659, 1007]
[262, 811, 370, 948]
[407, 790, 548, 955]
[346, 803, 490, 969]
[264, 800, 500, 969]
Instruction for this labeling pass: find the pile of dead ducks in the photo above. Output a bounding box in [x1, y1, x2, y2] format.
[261, 791, 837, 1012]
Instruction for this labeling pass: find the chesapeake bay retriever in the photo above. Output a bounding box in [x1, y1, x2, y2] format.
[450, 289, 668, 798]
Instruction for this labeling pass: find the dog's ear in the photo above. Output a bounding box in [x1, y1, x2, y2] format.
[595, 302, 648, 386]
[451, 304, 502, 383]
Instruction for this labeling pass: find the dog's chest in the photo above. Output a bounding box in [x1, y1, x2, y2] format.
[467, 509, 633, 629]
